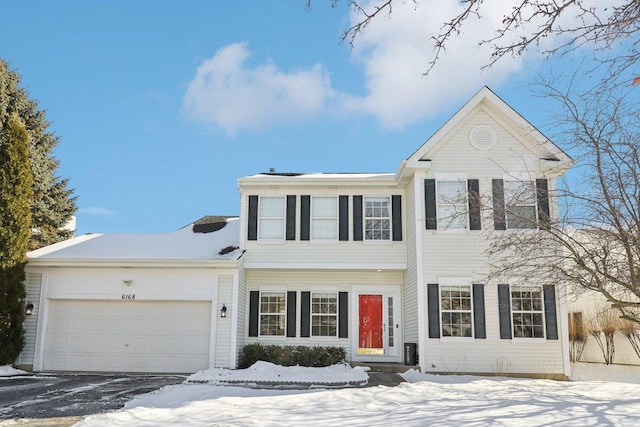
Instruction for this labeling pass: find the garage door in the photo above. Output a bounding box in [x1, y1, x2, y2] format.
[43, 300, 212, 373]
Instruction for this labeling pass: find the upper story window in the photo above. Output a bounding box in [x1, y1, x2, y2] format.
[259, 291, 286, 336]
[311, 196, 338, 240]
[258, 196, 286, 240]
[364, 197, 391, 240]
[504, 181, 537, 229]
[437, 180, 468, 231]
[511, 285, 544, 338]
[311, 292, 338, 337]
[440, 284, 473, 337]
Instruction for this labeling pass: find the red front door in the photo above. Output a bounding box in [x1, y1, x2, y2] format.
[358, 294, 384, 354]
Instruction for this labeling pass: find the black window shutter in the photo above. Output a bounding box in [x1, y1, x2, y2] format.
[286, 291, 297, 338]
[339, 292, 348, 338]
[301, 291, 311, 338]
[249, 291, 259, 337]
[468, 179, 481, 230]
[339, 196, 349, 241]
[492, 179, 506, 230]
[498, 284, 512, 339]
[427, 284, 440, 338]
[248, 196, 258, 240]
[392, 195, 403, 241]
[543, 285, 558, 340]
[536, 179, 550, 230]
[300, 195, 310, 240]
[425, 179, 437, 230]
[472, 284, 486, 339]
[353, 196, 363, 241]
[286, 195, 296, 240]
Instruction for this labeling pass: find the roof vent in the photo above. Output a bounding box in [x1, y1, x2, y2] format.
[469, 125, 497, 151]
[192, 216, 228, 233]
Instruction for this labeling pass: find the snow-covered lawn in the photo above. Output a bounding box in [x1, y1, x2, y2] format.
[65, 362, 640, 426]
[3, 362, 640, 426]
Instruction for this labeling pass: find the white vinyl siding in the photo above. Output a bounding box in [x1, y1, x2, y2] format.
[215, 275, 234, 368]
[311, 196, 338, 240]
[259, 196, 286, 240]
[17, 273, 43, 366]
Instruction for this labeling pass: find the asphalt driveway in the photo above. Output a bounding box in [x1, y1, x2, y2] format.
[0, 372, 185, 426]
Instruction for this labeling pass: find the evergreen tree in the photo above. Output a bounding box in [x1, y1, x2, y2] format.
[0, 115, 33, 364]
[0, 59, 76, 250]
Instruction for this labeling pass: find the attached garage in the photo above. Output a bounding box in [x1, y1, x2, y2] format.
[44, 300, 212, 373]
[19, 217, 243, 373]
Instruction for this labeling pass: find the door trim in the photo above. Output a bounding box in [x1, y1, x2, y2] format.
[351, 285, 402, 363]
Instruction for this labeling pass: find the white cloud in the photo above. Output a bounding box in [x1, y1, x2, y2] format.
[183, 1, 538, 133]
[79, 206, 118, 218]
[182, 42, 337, 134]
[345, 0, 525, 128]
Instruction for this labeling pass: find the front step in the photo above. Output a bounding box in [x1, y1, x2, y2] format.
[350, 362, 417, 374]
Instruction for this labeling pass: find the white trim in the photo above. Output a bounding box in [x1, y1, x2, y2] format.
[438, 277, 472, 285]
[434, 173, 468, 180]
[229, 272, 239, 369]
[208, 275, 219, 369]
[415, 172, 427, 373]
[351, 285, 403, 364]
[244, 262, 407, 270]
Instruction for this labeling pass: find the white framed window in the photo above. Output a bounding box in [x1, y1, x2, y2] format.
[364, 196, 391, 240]
[504, 181, 537, 229]
[311, 196, 338, 240]
[511, 285, 545, 338]
[311, 292, 338, 337]
[436, 180, 468, 230]
[259, 291, 286, 336]
[440, 285, 473, 337]
[258, 196, 285, 240]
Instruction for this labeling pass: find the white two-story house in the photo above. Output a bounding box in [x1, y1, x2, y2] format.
[20, 87, 573, 379]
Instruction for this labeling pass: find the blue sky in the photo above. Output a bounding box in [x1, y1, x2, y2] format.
[0, 1, 606, 235]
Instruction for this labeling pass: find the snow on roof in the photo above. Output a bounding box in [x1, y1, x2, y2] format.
[28, 217, 242, 261]
[244, 172, 395, 179]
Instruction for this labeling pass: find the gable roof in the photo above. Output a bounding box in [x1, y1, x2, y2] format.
[402, 86, 573, 172]
[27, 216, 242, 266]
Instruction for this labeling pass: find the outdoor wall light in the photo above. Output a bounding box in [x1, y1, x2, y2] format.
[123, 280, 133, 286]
[220, 303, 227, 318]
[25, 302, 34, 315]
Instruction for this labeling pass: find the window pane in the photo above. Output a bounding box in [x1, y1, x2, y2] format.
[505, 181, 536, 229]
[259, 197, 285, 217]
[440, 285, 473, 338]
[511, 286, 545, 339]
[312, 197, 337, 217]
[312, 219, 337, 239]
[311, 292, 338, 337]
[259, 292, 286, 336]
[259, 197, 285, 239]
[437, 181, 468, 231]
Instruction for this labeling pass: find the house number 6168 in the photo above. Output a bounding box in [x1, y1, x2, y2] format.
[121, 294, 136, 300]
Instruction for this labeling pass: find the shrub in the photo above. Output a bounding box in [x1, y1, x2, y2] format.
[240, 344, 346, 368]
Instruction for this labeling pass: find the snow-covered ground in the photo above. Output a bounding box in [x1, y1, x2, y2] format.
[3, 362, 640, 426]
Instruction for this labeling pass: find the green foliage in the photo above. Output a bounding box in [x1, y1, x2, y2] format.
[0, 58, 76, 250]
[240, 344, 346, 369]
[0, 114, 32, 364]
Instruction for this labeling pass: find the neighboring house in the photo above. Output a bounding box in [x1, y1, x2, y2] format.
[19, 87, 573, 378]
